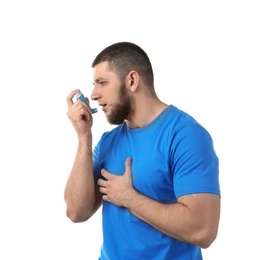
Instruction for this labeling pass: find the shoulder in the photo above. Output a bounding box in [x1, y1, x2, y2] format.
[163, 106, 215, 154]
[161, 105, 210, 136]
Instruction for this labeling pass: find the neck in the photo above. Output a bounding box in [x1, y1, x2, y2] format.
[125, 96, 168, 128]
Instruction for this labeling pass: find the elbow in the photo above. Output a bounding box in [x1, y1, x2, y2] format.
[198, 236, 217, 249]
[65, 197, 101, 223]
[194, 226, 219, 249]
[66, 208, 91, 223]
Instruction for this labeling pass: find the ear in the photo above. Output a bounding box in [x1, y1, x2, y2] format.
[126, 70, 139, 93]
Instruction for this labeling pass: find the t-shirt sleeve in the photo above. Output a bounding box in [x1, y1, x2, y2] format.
[171, 124, 220, 198]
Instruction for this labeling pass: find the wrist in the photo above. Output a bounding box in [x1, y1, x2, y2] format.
[77, 136, 92, 153]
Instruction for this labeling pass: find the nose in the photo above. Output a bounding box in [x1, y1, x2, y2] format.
[91, 85, 100, 101]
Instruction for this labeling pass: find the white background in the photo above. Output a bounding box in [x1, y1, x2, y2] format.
[0, 1, 262, 259]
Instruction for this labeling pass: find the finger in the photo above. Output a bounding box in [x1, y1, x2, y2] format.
[99, 186, 107, 194]
[101, 168, 109, 179]
[66, 89, 80, 109]
[75, 99, 92, 115]
[102, 194, 108, 201]
[97, 178, 105, 187]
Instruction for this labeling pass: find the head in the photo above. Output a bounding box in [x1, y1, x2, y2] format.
[92, 42, 154, 89]
[91, 42, 155, 125]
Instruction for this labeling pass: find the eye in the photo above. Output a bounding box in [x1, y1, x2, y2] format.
[99, 81, 107, 86]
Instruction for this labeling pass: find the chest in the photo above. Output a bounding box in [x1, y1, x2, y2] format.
[100, 132, 176, 202]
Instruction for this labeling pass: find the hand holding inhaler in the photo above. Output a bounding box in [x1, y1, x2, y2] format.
[74, 91, 98, 114]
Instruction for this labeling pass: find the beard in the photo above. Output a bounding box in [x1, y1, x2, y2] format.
[107, 82, 132, 125]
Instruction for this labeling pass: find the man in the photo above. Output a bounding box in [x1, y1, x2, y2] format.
[65, 42, 221, 259]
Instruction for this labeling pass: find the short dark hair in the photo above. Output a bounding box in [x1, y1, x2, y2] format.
[92, 42, 154, 89]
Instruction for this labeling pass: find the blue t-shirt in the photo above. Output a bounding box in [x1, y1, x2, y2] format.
[93, 105, 220, 260]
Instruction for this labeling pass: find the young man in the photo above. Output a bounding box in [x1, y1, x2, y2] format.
[65, 42, 221, 259]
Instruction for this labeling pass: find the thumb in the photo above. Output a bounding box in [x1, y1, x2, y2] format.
[125, 157, 132, 175]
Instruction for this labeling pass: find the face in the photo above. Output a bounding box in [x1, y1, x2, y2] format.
[91, 62, 133, 125]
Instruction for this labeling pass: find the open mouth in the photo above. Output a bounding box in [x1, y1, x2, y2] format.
[100, 103, 107, 111]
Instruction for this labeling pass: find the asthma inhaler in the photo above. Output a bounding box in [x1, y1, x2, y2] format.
[75, 91, 98, 114]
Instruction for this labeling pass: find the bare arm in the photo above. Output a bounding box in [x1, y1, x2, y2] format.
[98, 158, 220, 248]
[125, 191, 220, 248]
[64, 89, 102, 223]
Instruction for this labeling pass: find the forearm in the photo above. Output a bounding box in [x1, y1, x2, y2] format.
[64, 139, 100, 222]
[124, 191, 220, 248]
[124, 192, 190, 240]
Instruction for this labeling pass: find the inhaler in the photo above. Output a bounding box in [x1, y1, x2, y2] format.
[74, 91, 98, 114]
